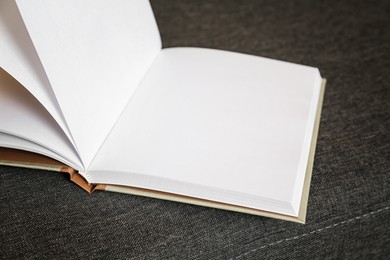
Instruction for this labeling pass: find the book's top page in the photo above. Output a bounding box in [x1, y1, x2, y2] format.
[88, 47, 323, 216]
[15, 0, 162, 168]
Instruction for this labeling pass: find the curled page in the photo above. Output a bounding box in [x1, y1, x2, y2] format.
[0, 68, 83, 171]
[16, 0, 162, 167]
[0, 0, 73, 145]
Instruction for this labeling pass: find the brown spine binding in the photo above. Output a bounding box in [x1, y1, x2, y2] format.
[0, 147, 96, 193]
[95, 184, 106, 191]
[60, 166, 96, 193]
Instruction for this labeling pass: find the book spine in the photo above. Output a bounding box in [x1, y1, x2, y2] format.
[0, 147, 95, 193]
[60, 166, 96, 193]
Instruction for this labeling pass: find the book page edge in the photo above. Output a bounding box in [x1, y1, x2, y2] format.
[296, 78, 326, 223]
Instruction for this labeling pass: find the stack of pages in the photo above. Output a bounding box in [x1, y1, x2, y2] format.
[0, 0, 325, 223]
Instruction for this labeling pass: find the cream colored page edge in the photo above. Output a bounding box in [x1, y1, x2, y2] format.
[296, 78, 326, 223]
[0, 161, 62, 172]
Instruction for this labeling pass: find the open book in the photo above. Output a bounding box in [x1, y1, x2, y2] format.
[0, 0, 325, 223]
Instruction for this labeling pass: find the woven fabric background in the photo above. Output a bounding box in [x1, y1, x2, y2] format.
[1, 0, 389, 259]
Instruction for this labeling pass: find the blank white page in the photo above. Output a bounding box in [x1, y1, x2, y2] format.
[89, 48, 322, 215]
[0, 0, 72, 144]
[0, 68, 82, 171]
[15, 0, 161, 167]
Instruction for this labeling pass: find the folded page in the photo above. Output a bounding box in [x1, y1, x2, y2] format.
[16, 0, 161, 167]
[0, 69, 83, 170]
[0, 0, 73, 145]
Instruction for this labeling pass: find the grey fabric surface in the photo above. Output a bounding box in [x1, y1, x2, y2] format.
[1, 0, 390, 259]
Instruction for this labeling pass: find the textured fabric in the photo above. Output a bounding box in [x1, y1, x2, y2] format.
[1, 0, 390, 259]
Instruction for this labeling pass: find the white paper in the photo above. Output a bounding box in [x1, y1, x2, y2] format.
[0, 0, 73, 145]
[15, 0, 162, 167]
[89, 48, 322, 215]
[0, 68, 83, 170]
